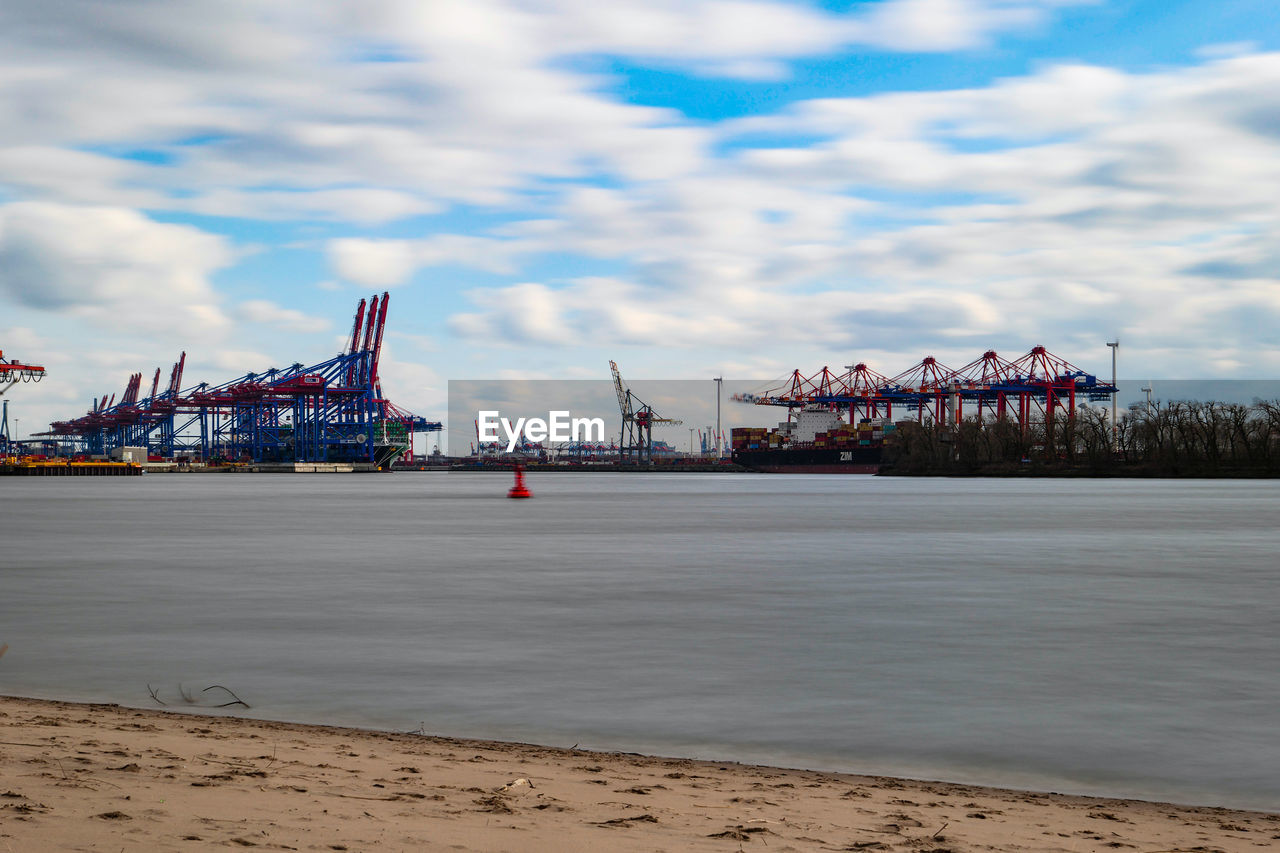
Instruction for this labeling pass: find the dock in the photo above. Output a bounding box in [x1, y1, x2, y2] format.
[1, 459, 143, 476]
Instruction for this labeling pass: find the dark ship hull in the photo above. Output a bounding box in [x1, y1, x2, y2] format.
[732, 445, 883, 474]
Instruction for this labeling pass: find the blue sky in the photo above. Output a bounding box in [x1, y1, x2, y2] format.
[3, 0, 1280, 444]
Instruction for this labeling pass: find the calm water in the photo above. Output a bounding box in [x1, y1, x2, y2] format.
[2, 473, 1278, 810]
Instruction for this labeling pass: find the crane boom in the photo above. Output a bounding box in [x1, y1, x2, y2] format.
[0, 350, 47, 398]
[609, 360, 681, 463]
[610, 360, 633, 421]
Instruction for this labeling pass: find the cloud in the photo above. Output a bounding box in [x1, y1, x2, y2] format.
[850, 0, 1084, 52]
[0, 0, 1093, 225]
[389, 330, 439, 352]
[208, 349, 278, 374]
[235, 299, 331, 333]
[328, 239, 423, 287]
[450, 282, 570, 345]
[3, 1, 1280, 386]
[436, 53, 1280, 376]
[191, 188, 441, 225]
[448, 275, 1004, 357]
[0, 202, 233, 336]
[329, 235, 521, 286]
[375, 342, 445, 419]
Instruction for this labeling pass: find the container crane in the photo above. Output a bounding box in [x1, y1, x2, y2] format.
[609, 360, 682, 464]
[0, 350, 45, 396]
[1, 349, 46, 455]
[41, 296, 442, 464]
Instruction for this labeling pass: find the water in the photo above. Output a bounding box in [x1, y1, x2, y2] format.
[2, 473, 1278, 810]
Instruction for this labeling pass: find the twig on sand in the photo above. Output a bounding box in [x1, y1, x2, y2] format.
[197, 755, 257, 770]
[326, 792, 402, 802]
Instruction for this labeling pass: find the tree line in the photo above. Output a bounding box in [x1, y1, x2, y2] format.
[881, 399, 1280, 477]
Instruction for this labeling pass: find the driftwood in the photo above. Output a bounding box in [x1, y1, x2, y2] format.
[201, 685, 250, 708]
[146, 684, 250, 709]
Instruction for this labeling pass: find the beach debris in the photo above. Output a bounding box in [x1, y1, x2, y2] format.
[202, 685, 250, 708]
[709, 824, 772, 840]
[499, 777, 534, 792]
[473, 794, 515, 814]
[596, 814, 659, 827]
[145, 684, 250, 709]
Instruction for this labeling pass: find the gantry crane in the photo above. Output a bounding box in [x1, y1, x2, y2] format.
[41, 295, 441, 464]
[1, 349, 46, 454]
[610, 360, 682, 464]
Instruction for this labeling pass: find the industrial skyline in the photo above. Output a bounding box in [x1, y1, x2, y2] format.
[4, 1, 1280, 439]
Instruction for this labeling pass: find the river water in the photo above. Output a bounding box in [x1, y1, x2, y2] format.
[2, 473, 1277, 810]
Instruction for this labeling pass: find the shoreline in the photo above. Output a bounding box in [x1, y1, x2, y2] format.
[3, 695, 1275, 851]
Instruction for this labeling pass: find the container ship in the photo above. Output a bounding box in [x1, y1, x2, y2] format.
[731, 408, 892, 474]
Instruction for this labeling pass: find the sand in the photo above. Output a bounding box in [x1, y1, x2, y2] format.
[1, 695, 1275, 852]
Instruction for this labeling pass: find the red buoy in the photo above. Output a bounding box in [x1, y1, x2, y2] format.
[508, 463, 532, 498]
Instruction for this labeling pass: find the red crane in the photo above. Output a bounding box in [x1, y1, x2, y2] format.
[1, 349, 47, 453]
[0, 349, 45, 395]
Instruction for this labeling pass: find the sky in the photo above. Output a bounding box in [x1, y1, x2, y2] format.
[3, 0, 1280, 442]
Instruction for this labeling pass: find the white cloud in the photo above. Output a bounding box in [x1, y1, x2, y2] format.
[450, 282, 569, 345]
[389, 330, 439, 352]
[0, 0, 1094, 225]
[1195, 41, 1259, 60]
[0, 325, 51, 359]
[0, 202, 233, 336]
[192, 188, 441, 225]
[850, 0, 1082, 52]
[329, 239, 423, 287]
[375, 342, 445, 420]
[209, 349, 277, 374]
[235, 299, 331, 333]
[436, 53, 1280, 377]
[329, 235, 521, 286]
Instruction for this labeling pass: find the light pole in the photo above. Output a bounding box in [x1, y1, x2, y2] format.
[1106, 341, 1119, 452]
[713, 377, 723, 457]
[844, 364, 858, 423]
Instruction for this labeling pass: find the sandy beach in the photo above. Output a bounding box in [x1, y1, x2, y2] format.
[1, 696, 1275, 852]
